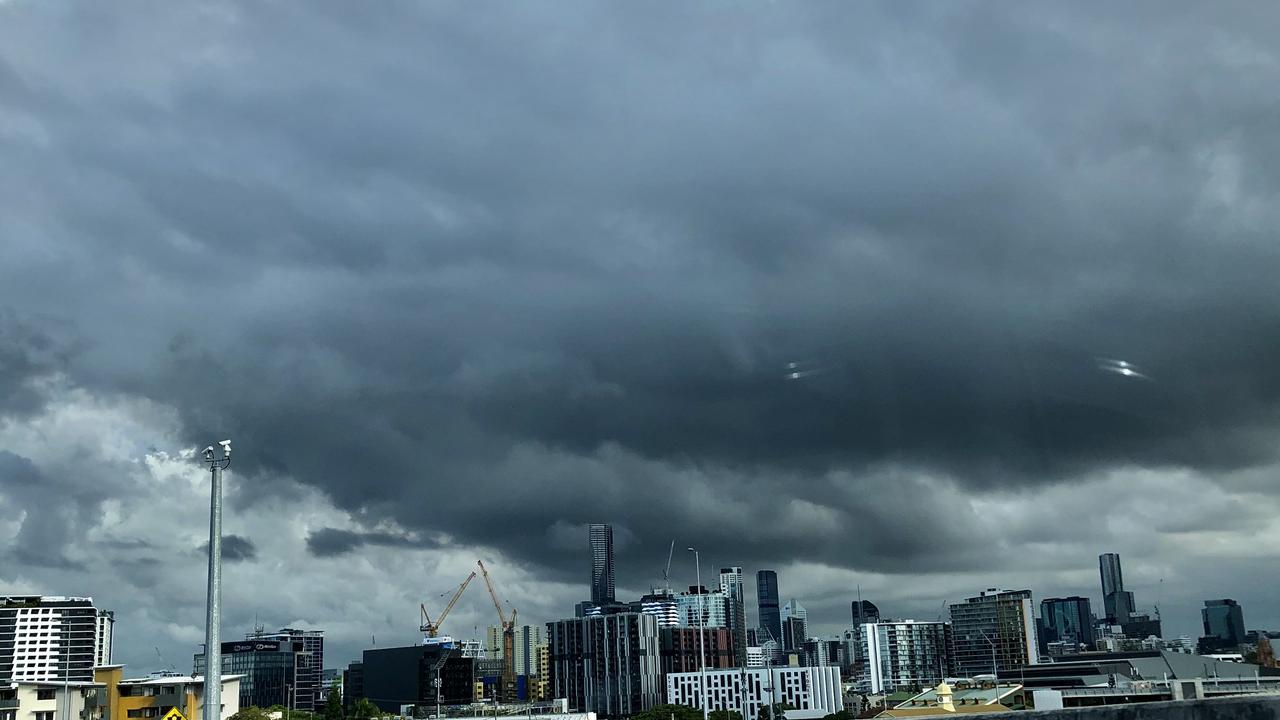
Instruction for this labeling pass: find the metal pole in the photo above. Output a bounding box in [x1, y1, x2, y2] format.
[63, 652, 70, 720]
[203, 459, 224, 720]
[691, 549, 708, 720]
[436, 666, 442, 720]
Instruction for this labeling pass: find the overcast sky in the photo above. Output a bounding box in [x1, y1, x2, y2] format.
[3, 1, 1280, 674]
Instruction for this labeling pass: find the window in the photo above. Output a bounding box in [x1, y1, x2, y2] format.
[37, 690, 56, 701]
[35, 713, 56, 720]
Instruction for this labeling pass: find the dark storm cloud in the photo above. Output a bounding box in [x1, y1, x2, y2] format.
[305, 528, 437, 557]
[198, 534, 258, 563]
[2, 0, 1280, 597]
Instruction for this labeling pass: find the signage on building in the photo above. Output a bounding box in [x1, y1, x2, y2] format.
[162, 708, 188, 720]
[224, 641, 285, 653]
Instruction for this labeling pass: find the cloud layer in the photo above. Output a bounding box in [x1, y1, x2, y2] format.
[3, 0, 1280, 672]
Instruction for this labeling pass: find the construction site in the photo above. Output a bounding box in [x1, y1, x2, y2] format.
[348, 559, 554, 719]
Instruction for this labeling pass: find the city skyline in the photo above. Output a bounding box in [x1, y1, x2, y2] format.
[2, 0, 1280, 685]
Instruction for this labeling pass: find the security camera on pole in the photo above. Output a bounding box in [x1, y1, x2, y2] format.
[203, 440, 231, 720]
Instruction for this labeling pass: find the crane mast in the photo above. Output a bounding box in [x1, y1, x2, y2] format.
[478, 560, 518, 703]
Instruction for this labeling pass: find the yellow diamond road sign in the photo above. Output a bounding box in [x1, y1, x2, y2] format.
[161, 708, 188, 720]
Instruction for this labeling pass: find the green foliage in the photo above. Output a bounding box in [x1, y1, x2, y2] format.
[709, 711, 743, 720]
[323, 683, 344, 720]
[350, 698, 382, 720]
[759, 703, 793, 720]
[819, 711, 856, 720]
[229, 708, 273, 720]
[630, 704, 703, 720]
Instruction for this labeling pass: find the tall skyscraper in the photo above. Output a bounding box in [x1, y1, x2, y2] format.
[719, 567, 748, 667]
[0, 596, 114, 684]
[547, 613, 662, 717]
[756, 570, 782, 647]
[676, 586, 728, 628]
[782, 598, 807, 622]
[589, 524, 615, 605]
[1202, 599, 1246, 647]
[782, 616, 807, 653]
[1040, 597, 1094, 651]
[949, 589, 1039, 676]
[852, 600, 880, 626]
[847, 620, 952, 694]
[1099, 553, 1135, 623]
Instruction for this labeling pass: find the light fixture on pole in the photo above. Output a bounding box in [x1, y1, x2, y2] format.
[202, 439, 231, 720]
[687, 548, 708, 720]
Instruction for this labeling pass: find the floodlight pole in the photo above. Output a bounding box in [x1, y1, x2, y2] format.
[203, 441, 231, 720]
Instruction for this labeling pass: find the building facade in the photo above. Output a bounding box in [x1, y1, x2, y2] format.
[1099, 553, 1135, 623]
[589, 524, 615, 606]
[639, 592, 679, 628]
[677, 587, 728, 629]
[755, 571, 781, 648]
[1040, 597, 1094, 651]
[658, 627, 734, 676]
[719, 568, 749, 668]
[0, 597, 115, 685]
[666, 667, 843, 720]
[782, 599, 807, 623]
[781, 617, 807, 653]
[949, 589, 1038, 677]
[248, 629, 323, 711]
[352, 645, 473, 712]
[852, 601, 880, 626]
[484, 625, 544, 678]
[194, 633, 321, 712]
[547, 613, 661, 718]
[846, 621, 952, 694]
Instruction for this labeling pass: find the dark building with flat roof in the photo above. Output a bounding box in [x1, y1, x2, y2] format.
[1041, 597, 1095, 651]
[357, 644, 474, 713]
[756, 571, 781, 646]
[658, 627, 734, 676]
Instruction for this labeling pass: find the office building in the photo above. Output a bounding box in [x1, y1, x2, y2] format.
[677, 587, 728, 628]
[658, 627, 734, 675]
[547, 613, 662, 718]
[782, 599, 807, 622]
[802, 638, 844, 668]
[719, 567, 749, 667]
[589, 524, 615, 605]
[781, 616, 807, 653]
[1201, 599, 1246, 650]
[756, 571, 782, 647]
[746, 646, 767, 668]
[0, 596, 115, 684]
[1119, 613, 1162, 641]
[639, 592, 680, 628]
[666, 666, 843, 720]
[846, 621, 952, 694]
[194, 631, 322, 712]
[348, 644, 473, 712]
[949, 589, 1038, 676]
[1040, 597, 1094, 651]
[852, 600, 880, 626]
[1099, 553, 1135, 623]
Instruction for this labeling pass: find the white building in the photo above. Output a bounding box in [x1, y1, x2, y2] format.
[484, 625, 545, 676]
[746, 647, 767, 668]
[846, 621, 951, 694]
[677, 590, 728, 628]
[0, 597, 115, 684]
[667, 667, 842, 720]
[640, 593, 680, 628]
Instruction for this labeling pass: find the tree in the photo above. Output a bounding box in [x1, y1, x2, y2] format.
[1258, 637, 1277, 669]
[759, 703, 793, 720]
[323, 683, 344, 720]
[230, 708, 273, 720]
[630, 704, 702, 720]
[350, 699, 381, 720]
[709, 711, 743, 720]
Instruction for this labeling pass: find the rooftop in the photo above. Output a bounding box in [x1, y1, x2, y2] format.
[119, 675, 245, 686]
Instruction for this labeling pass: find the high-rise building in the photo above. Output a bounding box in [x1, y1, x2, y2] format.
[346, 644, 473, 712]
[949, 589, 1038, 676]
[547, 613, 662, 718]
[1099, 553, 1135, 623]
[781, 616, 807, 653]
[639, 592, 679, 628]
[666, 666, 843, 720]
[1040, 597, 1094, 651]
[782, 598, 807, 622]
[248, 628, 324, 711]
[483, 625, 544, 678]
[0, 596, 114, 684]
[676, 586, 728, 628]
[852, 600, 880, 626]
[589, 524, 615, 605]
[719, 567, 748, 667]
[846, 621, 952, 694]
[756, 571, 781, 647]
[1202, 599, 1246, 647]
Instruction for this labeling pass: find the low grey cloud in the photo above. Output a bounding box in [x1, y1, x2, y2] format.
[2, 0, 1280, 672]
[198, 534, 258, 563]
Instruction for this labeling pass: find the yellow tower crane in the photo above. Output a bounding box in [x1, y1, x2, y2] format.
[420, 571, 477, 638]
[478, 559, 517, 703]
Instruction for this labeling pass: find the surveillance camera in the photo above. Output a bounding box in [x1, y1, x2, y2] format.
[203, 446, 215, 460]
[219, 439, 232, 457]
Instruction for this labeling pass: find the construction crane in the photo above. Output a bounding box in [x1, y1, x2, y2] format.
[662, 538, 675, 594]
[420, 571, 477, 638]
[478, 559, 517, 703]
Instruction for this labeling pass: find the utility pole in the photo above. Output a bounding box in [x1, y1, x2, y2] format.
[688, 548, 708, 720]
[203, 440, 231, 720]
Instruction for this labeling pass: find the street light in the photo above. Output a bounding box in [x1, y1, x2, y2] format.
[687, 548, 708, 720]
[977, 632, 998, 681]
[202, 440, 231, 720]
